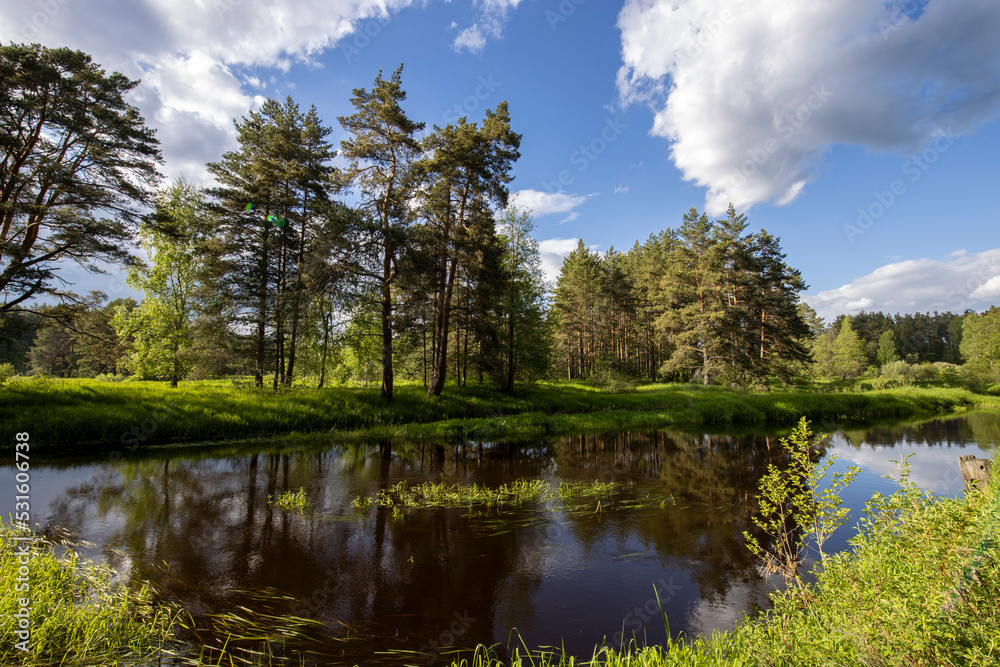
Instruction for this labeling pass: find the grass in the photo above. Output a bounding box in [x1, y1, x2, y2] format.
[2, 377, 998, 451]
[269, 487, 311, 514]
[0, 520, 177, 666]
[443, 459, 1000, 667]
[353, 478, 625, 517]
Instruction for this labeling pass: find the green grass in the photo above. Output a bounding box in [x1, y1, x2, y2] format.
[0, 520, 177, 666]
[444, 461, 1000, 667]
[269, 487, 311, 514]
[353, 479, 624, 516]
[2, 377, 997, 451]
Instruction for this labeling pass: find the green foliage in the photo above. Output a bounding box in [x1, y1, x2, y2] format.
[269, 487, 311, 514]
[743, 418, 860, 586]
[0, 44, 162, 312]
[588, 359, 638, 393]
[960, 307, 1000, 382]
[354, 479, 625, 519]
[0, 520, 177, 666]
[2, 379, 997, 450]
[112, 181, 205, 386]
[0, 361, 14, 385]
[831, 316, 867, 379]
[876, 328, 900, 366]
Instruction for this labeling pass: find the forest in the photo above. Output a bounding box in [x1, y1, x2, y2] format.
[2, 43, 1000, 398]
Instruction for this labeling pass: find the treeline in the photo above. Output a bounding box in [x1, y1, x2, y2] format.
[1, 45, 548, 398]
[811, 309, 1000, 386]
[3, 44, 999, 394]
[551, 207, 812, 386]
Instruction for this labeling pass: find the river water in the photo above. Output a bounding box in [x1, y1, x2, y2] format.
[3, 412, 996, 664]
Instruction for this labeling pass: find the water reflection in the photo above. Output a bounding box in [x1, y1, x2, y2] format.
[4, 413, 994, 663]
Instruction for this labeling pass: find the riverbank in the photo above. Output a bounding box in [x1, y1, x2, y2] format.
[2, 378, 998, 451]
[451, 468, 1000, 667]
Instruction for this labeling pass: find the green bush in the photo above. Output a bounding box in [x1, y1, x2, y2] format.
[0, 362, 15, 386]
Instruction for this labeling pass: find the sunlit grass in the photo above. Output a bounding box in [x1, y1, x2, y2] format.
[0, 519, 178, 666]
[3, 377, 996, 450]
[269, 487, 311, 514]
[353, 479, 630, 519]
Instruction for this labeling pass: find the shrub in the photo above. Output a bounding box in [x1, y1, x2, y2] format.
[0, 362, 15, 387]
[912, 362, 940, 383]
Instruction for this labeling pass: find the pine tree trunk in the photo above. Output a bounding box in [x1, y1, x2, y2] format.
[380, 245, 394, 401]
[428, 255, 459, 396]
[255, 217, 269, 389]
[285, 190, 310, 387]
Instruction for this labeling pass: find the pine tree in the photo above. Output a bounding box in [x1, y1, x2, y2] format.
[1, 44, 162, 312]
[415, 102, 521, 396]
[338, 65, 425, 401]
[656, 208, 724, 384]
[206, 97, 337, 388]
[552, 240, 603, 378]
[745, 230, 811, 382]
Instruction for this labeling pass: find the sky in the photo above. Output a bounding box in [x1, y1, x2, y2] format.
[2, 0, 999, 323]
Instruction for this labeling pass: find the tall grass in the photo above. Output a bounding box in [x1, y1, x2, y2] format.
[2, 377, 997, 450]
[0, 520, 177, 666]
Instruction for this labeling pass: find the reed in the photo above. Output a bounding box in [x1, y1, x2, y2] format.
[0, 520, 178, 666]
[269, 487, 311, 514]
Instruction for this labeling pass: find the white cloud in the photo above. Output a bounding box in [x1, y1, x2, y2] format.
[1, 0, 420, 183]
[616, 0, 1000, 215]
[614, 184, 629, 195]
[451, 0, 522, 53]
[805, 249, 1000, 321]
[970, 276, 1000, 300]
[510, 189, 596, 217]
[538, 237, 581, 286]
[453, 25, 487, 52]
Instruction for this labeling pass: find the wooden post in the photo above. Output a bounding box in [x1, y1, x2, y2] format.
[958, 454, 992, 490]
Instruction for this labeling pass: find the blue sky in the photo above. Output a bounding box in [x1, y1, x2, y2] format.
[3, 0, 999, 322]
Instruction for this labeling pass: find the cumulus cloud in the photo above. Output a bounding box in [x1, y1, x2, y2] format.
[510, 189, 596, 217]
[2, 0, 523, 183]
[616, 0, 1000, 215]
[451, 0, 522, 53]
[1, 0, 425, 182]
[970, 276, 1000, 300]
[537, 238, 582, 286]
[805, 248, 1000, 321]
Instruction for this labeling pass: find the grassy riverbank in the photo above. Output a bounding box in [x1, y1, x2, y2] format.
[450, 468, 1000, 667]
[2, 377, 998, 450]
[0, 522, 176, 666]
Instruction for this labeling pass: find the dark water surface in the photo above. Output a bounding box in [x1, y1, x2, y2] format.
[3, 412, 997, 664]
